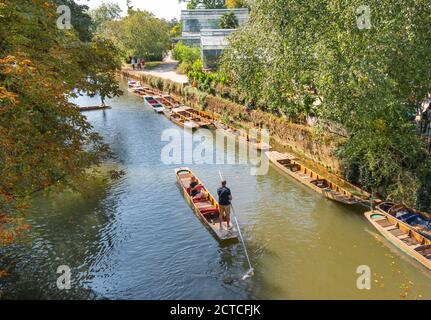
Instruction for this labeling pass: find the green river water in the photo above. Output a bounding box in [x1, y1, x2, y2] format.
[1, 80, 430, 299]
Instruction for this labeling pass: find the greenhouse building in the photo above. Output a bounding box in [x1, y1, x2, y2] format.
[179, 8, 249, 70]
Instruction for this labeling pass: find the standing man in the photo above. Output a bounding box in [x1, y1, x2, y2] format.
[217, 180, 232, 231]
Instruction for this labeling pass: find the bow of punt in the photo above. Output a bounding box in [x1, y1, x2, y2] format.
[365, 210, 431, 271]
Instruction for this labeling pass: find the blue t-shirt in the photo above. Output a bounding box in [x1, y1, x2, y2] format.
[217, 186, 231, 206]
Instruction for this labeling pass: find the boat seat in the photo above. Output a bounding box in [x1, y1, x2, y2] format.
[397, 234, 410, 240]
[376, 219, 395, 228]
[389, 228, 407, 237]
[402, 237, 419, 246]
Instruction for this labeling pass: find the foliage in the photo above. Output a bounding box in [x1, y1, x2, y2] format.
[219, 12, 239, 29]
[0, 0, 122, 244]
[226, 0, 248, 8]
[56, 0, 93, 42]
[180, 0, 226, 9]
[188, 70, 227, 94]
[89, 2, 122, 34]
[139, 73, 185, 97]
[221, 0, 431, 208]
[170, 20, 183, 38]
[172, 41, 202, 74]
[101, 10, 171, 61]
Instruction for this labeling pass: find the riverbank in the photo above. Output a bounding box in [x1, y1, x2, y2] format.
[2, 88, 430, 299]
[120, 68, 348, 185]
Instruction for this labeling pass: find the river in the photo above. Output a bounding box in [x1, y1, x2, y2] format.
[1, 80, 431, 300]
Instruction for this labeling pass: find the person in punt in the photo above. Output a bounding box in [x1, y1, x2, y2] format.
[217, 180, 233, 231]
[189, 176, 199, 197]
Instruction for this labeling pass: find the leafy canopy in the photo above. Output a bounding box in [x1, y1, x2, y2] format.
[101, 10, 171, 61]
[0, 0, 122, 243]
[221, 0, 431, 208]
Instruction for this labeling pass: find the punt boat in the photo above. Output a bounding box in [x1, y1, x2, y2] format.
[265, 151, 369, 205]
[144, 96, 164, 113]
[365, 210, 431, 270]
[164, 107, 200, 130]
[174, 106, 214, 128]
[376, 202, 431, 239]
[175, 168, 238, 241]
[154, 95, 177, 109]
[79, 105, 111, 112]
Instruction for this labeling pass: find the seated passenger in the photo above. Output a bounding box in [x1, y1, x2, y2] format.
[193, 188, 208, 201]
[189, 176, 199, 196]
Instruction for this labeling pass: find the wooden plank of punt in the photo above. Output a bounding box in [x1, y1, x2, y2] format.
[175, 167, 238, 242]
[265, 151, 362, 205]
[79, 105, 111, 112]
[365, 211, 431, 270]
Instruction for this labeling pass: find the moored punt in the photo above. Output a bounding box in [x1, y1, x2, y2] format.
[154, 95, 177, 109]
[175, 168, 238, 241]
[79, 105, 111, 112]
[376, 202, 431, 239]
[174, 106, 214, 128]
[163, 108, 200, 130]
[265, 151, 368, 205]
[214, 122, 271, 150]
[144, 96, 164, 113]
[365, 210, 431, 271]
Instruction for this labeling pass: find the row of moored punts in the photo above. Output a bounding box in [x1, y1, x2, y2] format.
[264, 150, 431, 270]
[129, 80, 431, 269]
[128, 80, 270, 150]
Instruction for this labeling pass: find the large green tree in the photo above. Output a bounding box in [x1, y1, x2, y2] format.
[102, 10, 171, 61]
[0, 0, 122, 244]
[89, 2, 122, 34]
[222, 0, 431, 209]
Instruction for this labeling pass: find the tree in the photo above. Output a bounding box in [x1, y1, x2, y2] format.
[0, 0, 122, 244]
[101, 10, 171, 61]
[179, 0, 226, 9]
[222, 0, 431, 209]
[170, 20, 183, 38]
[226, 0, 247, 8]
[81, 39, 124, 106]
[219, 12, 239, 29]
[56, 0, 93, 42]
[89, 2, 122, 34]
[126, 0, 134, 15]
[172, 41, 202, 74]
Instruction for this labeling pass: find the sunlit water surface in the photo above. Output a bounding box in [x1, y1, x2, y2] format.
[1, 81, 431, 299]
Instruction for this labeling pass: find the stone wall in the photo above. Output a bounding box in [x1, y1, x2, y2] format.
[122, 70, 342, 174]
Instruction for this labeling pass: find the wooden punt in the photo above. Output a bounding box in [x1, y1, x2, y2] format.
[376, 202, 431, 239]
[215, 122, 271, 150]
[143, 96, 164, 113]
[79, 105, 111, 112]
[174, 106, 214, 128]
[154, 95, 176, 109]
[365, 210, 431, 270]
[163, 108, 200, 130]
[175, 168, 238, 241]
[265, 151, 368, 205]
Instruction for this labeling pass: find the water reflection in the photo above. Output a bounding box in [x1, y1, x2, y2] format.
[1, 82, 431, 300]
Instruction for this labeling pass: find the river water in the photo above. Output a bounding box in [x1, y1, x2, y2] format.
[1, 81, 431, 300]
